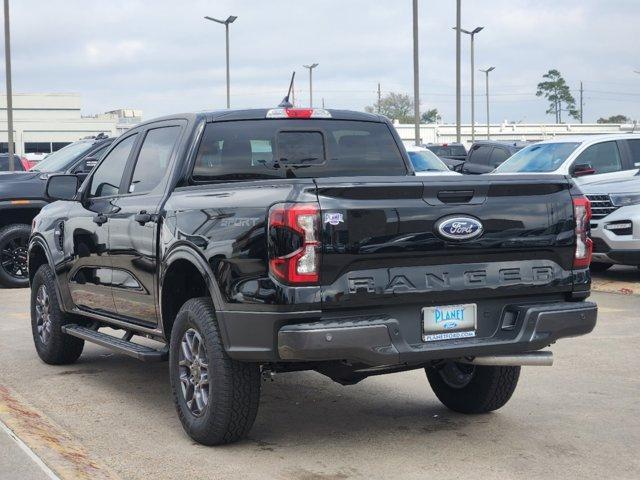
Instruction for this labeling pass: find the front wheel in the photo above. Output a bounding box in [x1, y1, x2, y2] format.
[30, 264, 84, 364]
[426, 361, 520, 414]
[169, 297, 261, 445]
[0, 224, 31, 288]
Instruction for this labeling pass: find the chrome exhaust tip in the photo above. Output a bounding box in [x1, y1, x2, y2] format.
[460, 351, 553, 367]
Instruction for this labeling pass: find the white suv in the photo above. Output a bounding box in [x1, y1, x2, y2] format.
[581, 176, 640, 271]
[494, 134, 640, 185]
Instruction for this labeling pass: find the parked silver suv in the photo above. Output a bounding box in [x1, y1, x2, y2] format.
[582, 176, 640, 271]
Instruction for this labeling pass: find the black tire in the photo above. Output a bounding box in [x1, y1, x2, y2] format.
[426, 361, 520, 414]
[590, 262, 612, 273]
[0, 223, 31, 288]
[30, 264, 84, 365]
[169, 297, 261, 445]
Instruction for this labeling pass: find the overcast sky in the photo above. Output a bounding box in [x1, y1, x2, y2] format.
[5, 0, 640, 123]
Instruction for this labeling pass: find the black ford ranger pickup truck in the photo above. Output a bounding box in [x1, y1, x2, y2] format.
[28, 108, 597, 445]
[0, 135, 112, 288]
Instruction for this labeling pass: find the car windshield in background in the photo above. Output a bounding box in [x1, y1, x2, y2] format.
[31, 141, 94, 172]
[0, 155, 25, 172]
[495, 142, 580, 173]
[426, 145, 466, 157]
[408, 150, 449, 172]
[192, 120, 407, 181]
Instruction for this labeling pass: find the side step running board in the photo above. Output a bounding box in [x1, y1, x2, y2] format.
[62, 324, 168, 362]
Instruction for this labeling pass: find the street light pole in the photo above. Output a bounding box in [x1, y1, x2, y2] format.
[455, 0, 461, 143]
[480, 67, 495, 140]
[3, 0, 14, 170]
[412, 0, 420, 146]
[204, 15, 237, 109]
[303, 63, 318, 108]
[455, 26, 484, 142]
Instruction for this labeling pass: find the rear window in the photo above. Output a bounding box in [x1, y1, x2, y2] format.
[192, 120, 406, 181]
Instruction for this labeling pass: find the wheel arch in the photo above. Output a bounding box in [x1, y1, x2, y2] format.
[160, 245, 225, 341]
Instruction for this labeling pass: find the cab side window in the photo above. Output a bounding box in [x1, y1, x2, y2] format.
[128, 126, 181, 194]
[468, 145, 493, 166]
[626, 139, 640, 168]
[573, 141, 622, 174]
[88, 134, 137, 198]
[489, 147, 510, 167]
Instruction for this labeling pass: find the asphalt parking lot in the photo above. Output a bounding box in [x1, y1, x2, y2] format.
[0, 267, 638, 480]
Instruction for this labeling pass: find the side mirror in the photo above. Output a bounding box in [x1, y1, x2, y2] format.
[46, 174, 80, 201]
[573, 163, 596, 177]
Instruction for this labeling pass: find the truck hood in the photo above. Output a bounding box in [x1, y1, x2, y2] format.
[0, 171, 48, 202]
[0, 171, 42, 182]
[580, 175, 640, 195]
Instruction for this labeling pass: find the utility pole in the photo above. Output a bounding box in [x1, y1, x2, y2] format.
[579, 81, 584, 124]
[322, 98, 325, 109]
[412, 0, 420, 146]
[3, 0, 14, 170]
[455, 26, 484, 142]
[480, 67, 495, 139]
[377, 82, 381, 114]
[303, 63, 318, 108]
[455, 0, 461, 143]
[204, 15, 237, 109]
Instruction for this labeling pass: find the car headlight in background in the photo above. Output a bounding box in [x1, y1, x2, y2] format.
[610, 193, 640, 207]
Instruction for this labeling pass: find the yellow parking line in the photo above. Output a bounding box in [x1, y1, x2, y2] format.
[0, 385, 120, 480]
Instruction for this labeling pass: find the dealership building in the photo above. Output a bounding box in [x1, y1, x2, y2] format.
[0, 93, 141, 156]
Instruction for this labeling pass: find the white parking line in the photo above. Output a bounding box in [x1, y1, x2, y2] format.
[0, 420, 60, 480]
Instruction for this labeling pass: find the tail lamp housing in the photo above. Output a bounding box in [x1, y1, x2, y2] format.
[573, 196, 593, 269]
[268, 203, 320, 284]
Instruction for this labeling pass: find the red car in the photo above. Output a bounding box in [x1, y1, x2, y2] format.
[0, 154, 32, 171]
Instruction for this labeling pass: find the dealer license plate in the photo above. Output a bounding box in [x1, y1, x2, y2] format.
[422, 303, 477, 342]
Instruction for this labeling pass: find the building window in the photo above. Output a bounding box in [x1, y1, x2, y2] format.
[52, 142, 71, 152]
[25, 142, 53, 154]
[0, 143, 16, 153]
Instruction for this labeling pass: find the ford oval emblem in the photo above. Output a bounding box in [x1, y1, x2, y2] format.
[435, 216, 483, 241]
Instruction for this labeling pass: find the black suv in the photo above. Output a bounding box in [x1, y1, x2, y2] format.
[0, 135, 113, 287]
[462, 140, 528, 174]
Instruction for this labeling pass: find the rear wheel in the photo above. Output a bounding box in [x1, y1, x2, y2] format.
[426, 361, 520, 414]
[169, 297, 261, 445]
[0, 224, 31, 288]
[590, 262, 612, 273]
[30, 264, 84, 364]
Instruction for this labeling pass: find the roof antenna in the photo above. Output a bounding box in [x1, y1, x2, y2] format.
[278, 71, 296, 108]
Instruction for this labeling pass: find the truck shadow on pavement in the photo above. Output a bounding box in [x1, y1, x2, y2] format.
[57, 348, 510, 448]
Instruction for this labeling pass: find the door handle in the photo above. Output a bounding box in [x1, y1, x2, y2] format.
[93, 214, 108, 225]
[134, 211, 156, 225]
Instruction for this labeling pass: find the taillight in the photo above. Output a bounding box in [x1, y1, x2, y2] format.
[268, 203, 320, 284]
[573, 196, 592, 269]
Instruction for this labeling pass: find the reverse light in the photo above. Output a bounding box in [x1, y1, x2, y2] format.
[573, 196, 593, 269]
[268, 203, 320, 284]
[266, 108, 332, 119]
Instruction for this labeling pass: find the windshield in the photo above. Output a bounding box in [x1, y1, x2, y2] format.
[408, 150, 449, 172]
[32, 141, 94, 172]
[495, 142, 580, 173]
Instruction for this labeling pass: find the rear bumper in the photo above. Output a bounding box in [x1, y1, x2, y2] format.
[277, 301, 597, 366]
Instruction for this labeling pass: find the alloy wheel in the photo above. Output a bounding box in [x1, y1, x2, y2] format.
[178, 328, 210, 417]
[1, 236, 28, 280]
[35, 285, 52, 345]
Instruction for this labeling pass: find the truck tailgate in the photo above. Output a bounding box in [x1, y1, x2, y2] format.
[315, 175, 576, 309]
